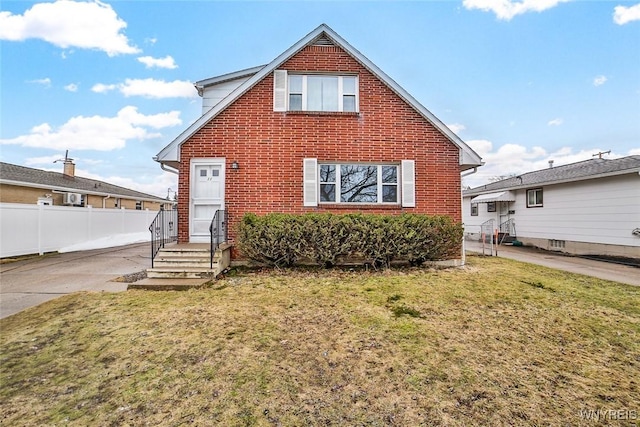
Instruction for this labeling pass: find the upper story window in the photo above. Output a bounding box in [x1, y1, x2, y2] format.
[274, 70, 358, 113]
[527, 188, 543, 207]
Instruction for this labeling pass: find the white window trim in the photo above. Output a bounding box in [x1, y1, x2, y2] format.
[527, 188, 543, 208]
[318, 163, 399, 204]
[275, 70, 359, 112]
[304, 159, 415, 207]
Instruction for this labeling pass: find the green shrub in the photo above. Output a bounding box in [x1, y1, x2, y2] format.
[236, 213, 463, 268]
[236, 213, 303, 267]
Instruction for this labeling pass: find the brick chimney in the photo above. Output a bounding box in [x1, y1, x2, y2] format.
[63, 158, 75, 178]
[56, 150, 75, 178]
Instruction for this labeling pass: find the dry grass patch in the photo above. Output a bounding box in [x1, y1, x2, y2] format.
[1, 255, 638, 426]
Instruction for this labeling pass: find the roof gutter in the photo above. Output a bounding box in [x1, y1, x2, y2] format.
[161, 163, 179, 175]
[461, 167, 478, 177]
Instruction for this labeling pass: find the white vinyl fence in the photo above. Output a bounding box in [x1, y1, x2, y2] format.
[0, 203, 157, 258]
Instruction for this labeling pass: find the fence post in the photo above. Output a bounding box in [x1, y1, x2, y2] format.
[37, 204, 44, 255]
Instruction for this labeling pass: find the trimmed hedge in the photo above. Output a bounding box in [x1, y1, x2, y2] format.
[237, 213, 463, 268]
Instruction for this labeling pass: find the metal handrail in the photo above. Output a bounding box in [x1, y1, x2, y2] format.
[499, 218, 516, 236]
[209, 210, 228, 269]
[480, 219, 494, 243]
[149, 208, 178, 268]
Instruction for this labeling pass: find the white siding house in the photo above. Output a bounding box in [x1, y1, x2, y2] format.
[463, 156, 640, 258]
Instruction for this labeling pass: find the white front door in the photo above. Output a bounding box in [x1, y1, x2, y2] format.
[190, 159, 225, 243]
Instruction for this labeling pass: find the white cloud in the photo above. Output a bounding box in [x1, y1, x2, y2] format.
[463, 143, 633, 188]
[28, 77, 51, 87]
[137, 55, 178, 69]
[92, 78, 197, 98]
[447, 123, 466, 134]
[0, 0, 139, 56]
[593, 75, 608, 86]
[72, 168, 177, 199]
[24, 154, 68, 166]
[467, 139, 494, 157]
[64, 83, 79, 92]
[547, 118, 563, 126]
[462, 0, 571, 21]
[614, 3, 640, 25]
[0, 106, 182, 151]
[91, 83, 118, 94]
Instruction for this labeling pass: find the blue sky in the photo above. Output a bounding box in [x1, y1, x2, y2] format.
[1, 0, 639, 198]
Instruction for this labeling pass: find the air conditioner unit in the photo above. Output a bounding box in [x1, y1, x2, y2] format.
[64, 192, 82, 205]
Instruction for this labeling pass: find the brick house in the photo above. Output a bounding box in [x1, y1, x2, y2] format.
[154, 24, 482, 259]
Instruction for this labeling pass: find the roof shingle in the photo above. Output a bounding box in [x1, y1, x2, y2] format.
[464, 155, 640, 196]
[0, 162, 167, 202]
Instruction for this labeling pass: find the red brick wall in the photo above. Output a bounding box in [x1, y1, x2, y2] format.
[178, 45, 461, 246]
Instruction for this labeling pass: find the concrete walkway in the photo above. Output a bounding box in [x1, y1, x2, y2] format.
[0, 243, 151, 319]
[465, 240, 640, 286]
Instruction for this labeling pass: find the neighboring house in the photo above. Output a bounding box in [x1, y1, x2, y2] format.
[0, 159, 171, 211]
[462, 156, 640, 259]
[154, 24, 483, 260]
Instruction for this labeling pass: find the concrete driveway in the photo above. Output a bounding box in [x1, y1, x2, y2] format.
[465, 240, 640, 287]
[0, 243, 151, 319]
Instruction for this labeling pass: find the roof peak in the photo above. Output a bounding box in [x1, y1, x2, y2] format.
[155, 24, 482, 171]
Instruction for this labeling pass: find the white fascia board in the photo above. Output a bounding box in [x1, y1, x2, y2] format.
[155, 26, 330, 164]
[155, 24, 483, 169]
[319, 27, 483, 170]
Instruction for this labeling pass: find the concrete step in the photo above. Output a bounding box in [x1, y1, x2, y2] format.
[128, 278, 212, 290]
[146, 267, 217, 279]
[153, 255, 220, 265]
[156, 249, 210, 257]
[146, 243, 232, 281]
[153, 262, 219, 269]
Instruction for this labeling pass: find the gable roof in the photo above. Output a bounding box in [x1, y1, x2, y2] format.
[464, 155, 640, 197]
[155, 24, 483, 171]
[0, 162, 168, 202]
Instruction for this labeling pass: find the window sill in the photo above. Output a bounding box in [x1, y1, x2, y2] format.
[285, 111, 360, 117]
[318, 203, 401, 210]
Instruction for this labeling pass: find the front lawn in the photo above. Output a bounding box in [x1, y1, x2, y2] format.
[1, 255, 638, 426]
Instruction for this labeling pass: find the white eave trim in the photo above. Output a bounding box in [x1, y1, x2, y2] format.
[154, 24, 483, 169]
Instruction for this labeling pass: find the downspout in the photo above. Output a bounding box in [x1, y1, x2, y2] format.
[102, 194, 111, 209]
[460, 167, 479, 266]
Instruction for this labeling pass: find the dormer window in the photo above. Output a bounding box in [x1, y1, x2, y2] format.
[274, 70, 358, 113]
